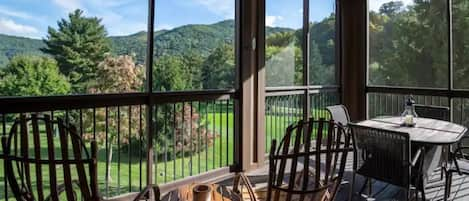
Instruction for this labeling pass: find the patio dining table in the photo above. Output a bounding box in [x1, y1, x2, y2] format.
[356, 116, 467, 145]
[355, 116, 468, 191]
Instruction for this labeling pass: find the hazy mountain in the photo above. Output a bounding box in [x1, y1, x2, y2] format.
[0, 19, 293, 66]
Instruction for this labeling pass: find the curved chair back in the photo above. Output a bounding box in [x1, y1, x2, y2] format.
[326, 105, 351, 126]
[267, 119, 351, 201]
[414, 104, 450, 121]
[2, 114, 98, 201]
[349, 124, 412, 188]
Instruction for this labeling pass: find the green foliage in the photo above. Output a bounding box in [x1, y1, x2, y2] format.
[42, 9, 110, 93]
[153, 55, 191, 91]
[0, 55, 70, 96]
[369, 1, 450, 88]
[201, 44, 235, 89]
[265, 31, 303, 86]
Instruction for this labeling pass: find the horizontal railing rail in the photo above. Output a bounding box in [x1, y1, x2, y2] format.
[266, 85, 340, 97]
[367, 86, 469, 98]
[0, 90, 235, 114]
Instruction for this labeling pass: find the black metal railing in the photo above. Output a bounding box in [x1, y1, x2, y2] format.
[0, 91, 236, 200]
[367, 93, 449, 118]
[264, 86, 340, 153]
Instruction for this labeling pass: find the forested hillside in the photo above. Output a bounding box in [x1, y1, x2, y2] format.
[0, 34, 46, 66]
[0, 20, 292, 65]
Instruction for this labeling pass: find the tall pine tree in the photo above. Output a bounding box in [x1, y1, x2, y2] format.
[42, 9, 110, 93]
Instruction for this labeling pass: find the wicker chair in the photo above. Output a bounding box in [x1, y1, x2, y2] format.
[348, 124, 425, 201]
[266, 118, 351, 201]
[1, 114, 159, 201]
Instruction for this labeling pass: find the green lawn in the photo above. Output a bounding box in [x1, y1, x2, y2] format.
[0, 108, 330, 200]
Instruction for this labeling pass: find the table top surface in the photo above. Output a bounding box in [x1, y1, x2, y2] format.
[356, 116, 468, 145]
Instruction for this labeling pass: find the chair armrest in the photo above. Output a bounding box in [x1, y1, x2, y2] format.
[104, 185, 160, 201]
[411, 147, 425, 167]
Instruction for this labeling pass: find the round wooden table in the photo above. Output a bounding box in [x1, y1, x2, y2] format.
[356, 117, 467, 145]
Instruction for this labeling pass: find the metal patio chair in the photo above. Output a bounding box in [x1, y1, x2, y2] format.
[415, 105, 450, 182]
[348, 124, 425, 201]
[326, 105, 351, 127]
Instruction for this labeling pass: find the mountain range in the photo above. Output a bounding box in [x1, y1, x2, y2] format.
[0, 20, 292, 66]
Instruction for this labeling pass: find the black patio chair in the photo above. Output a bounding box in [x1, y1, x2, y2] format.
[326, 105, 351, 127]
[415, 105, 451, 181]
[349, 124, 425, 201]
[414, 104, 450, 121]
[444, 144, 469, 201]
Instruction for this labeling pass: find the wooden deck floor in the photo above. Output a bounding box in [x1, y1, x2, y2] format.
[235, 153, 469, 201]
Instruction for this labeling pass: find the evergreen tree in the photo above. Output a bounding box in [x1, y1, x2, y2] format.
[42, 9, 110, 93]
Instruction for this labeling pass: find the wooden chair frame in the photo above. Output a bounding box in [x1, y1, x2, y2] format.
[1, 114, 159, 201]
[266, 118, 351, 201]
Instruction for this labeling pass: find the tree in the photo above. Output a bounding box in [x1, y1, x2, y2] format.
[153, 55, 190, 91]
[88, 55, 144, 93]
[82, 54, 143, 181]
[265, 31, 303, 86]
[379, 1, 404, 16]
[201, 44, 235, 89]
[0, 55, 70, 96]
[42, 9, 110, 93]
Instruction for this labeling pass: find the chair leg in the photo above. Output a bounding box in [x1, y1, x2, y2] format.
[421, 188, 426, 201]
[349, 172, 356, 201]
[368, 178, 373, 196]
[406, 189, 411, 201]
[415, 187, 418, 201]
[444, 172, 452, 201]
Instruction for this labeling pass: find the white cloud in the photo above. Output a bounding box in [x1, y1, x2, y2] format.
[52, 0, 83, 12]
[369, 0, 414, 11]
[156, 24, 174, 31]
[191, 0, 235, 19]
[266, 15, 283, 27]
[0, 18, 39, 38]
[0, 6, 34, 20]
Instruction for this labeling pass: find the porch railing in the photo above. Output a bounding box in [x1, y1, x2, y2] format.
[264, 86, 340, 153]
[0, 90, 236, 200]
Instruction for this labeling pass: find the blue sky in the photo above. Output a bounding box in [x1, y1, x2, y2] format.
[0, 0, 402, 39]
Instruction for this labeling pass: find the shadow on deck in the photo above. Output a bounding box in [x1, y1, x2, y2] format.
[222, 153, 469, 201]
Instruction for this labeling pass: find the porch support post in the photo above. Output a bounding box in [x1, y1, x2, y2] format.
[340, 0, 367, 121]
[234, 0, 262, 172]
[145, 0, 155, 185]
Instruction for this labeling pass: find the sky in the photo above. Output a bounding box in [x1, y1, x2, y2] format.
[0, 0, 413, 39]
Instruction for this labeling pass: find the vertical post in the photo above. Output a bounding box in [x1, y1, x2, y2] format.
[336, 0, 343, 102]
[341, 0, 367, 121]
[233, 0, 260, 172]
[145, 0, 155, 186]
[232, 0, 243, 172]
[303, 0, 311, 121]
[256, 0, 266, 166]
[448, 0, 454, 121]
